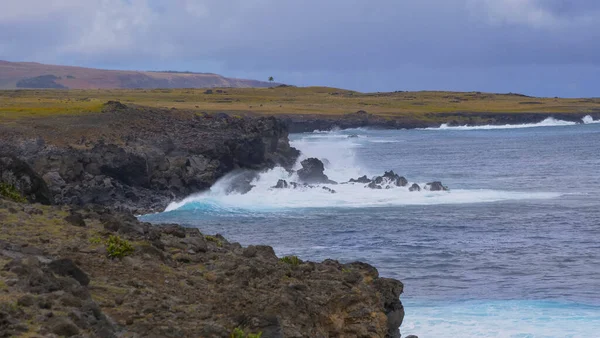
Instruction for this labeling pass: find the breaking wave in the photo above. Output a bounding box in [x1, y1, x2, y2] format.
[425, 117, 581, 131]
[164, 129, 561, 213]
[582, 115, 600, 124]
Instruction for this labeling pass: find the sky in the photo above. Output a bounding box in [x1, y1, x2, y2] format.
[1, 0, 599, 97]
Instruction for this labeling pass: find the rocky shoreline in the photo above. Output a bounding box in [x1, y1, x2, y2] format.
[283, 110, 600, 133]
[1, 102, 409, 337]
[0, 102, 299, 214]
[0, 200, 404, 337]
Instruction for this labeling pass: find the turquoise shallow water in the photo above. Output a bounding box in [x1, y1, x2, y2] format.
[142, 119, 600, 337]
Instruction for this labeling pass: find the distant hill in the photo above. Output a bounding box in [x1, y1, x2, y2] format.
[0, 60, 275, 89]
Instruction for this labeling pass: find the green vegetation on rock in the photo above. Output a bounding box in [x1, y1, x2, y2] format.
[105, 235, 134, 258]
[205, 235, 223, 247]
[280, 255, 302, 266]
[231, 327, 263, 338]
[0, 183, 27, 203]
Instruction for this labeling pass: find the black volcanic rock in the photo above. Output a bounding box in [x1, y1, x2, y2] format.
[0, 154, 53, 204]
[367, 171, 408, 189]
[322, 186, 336, 194]
[273, 179, 289, 189]
[425, 181, 448, 191]
[409, 183, 421, 192]
[0, 105, 299, 213]
[349, 175, 371, 184]
[296, 158, 337, 185]
[383, 171, 408, 187]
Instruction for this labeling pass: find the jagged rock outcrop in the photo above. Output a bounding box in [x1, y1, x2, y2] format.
[0, 102, 300, 213]
[296, 158, 337, 185]
[0, 154, 53, 204]
[367, 171, 408, 189]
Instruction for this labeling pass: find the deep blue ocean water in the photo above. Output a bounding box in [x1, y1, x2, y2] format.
[142, 118, 600, 337]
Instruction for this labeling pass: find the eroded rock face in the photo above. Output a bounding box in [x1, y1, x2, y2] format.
[296, 158, 337, 185]
[0, 103, 300, 213]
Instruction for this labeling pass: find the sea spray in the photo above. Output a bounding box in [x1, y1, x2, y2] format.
[582, 115, 600, 124]
[164, 129, 561, 213]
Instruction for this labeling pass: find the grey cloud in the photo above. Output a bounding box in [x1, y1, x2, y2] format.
[1, 0, 599, 96]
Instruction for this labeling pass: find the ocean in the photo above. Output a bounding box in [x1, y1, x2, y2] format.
[142, 116, 600, 337]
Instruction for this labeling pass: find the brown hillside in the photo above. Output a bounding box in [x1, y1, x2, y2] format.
[0, 60, 274, 89]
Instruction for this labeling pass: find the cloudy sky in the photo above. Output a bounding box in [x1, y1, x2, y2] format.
[1, 0, 599, 97]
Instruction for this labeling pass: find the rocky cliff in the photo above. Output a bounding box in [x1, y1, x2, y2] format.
[0, 199, 404, 337]
[0, 102, 299, 214]
[0, 103, 408, 337]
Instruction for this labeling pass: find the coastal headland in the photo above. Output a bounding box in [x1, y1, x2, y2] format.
[1, 87, 599, 337]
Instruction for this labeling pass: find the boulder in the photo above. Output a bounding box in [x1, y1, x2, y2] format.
[409, 183, 421, 192]
[322, 186, 336, 194]
[224, 170, 257, 195]
[349, 175, 371, 184]
[48, 259, 90, 286]
[64, 211, 86, 227]
[366, 171, 408, 189]
[0, 154, 53, 204]
[296, 158, 336, 184]
[425, 181, 448, 191]
[383, 171, 408, 187]
[273, 179, 289, 189]
[368, 181, 382, 189]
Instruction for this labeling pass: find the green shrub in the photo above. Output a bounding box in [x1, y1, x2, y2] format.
[205, 235, 223, 247]
[106, 235, 134, 258]
[0, 183, 27, 203]
[279, 255, 302, 266]
[231, 328, 263, 338]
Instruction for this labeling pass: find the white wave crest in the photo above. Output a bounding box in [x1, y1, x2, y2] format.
[424, 117, 578, 131]
[582, 115, 600, 124]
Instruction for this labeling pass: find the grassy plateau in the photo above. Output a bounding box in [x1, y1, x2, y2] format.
[1, 87, 599, 122]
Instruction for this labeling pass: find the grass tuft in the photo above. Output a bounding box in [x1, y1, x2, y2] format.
[205, 235, 223, 247]
[279, 256, 302, 266]
[231, 327, 263, 338]
[0, 183, 27, 203]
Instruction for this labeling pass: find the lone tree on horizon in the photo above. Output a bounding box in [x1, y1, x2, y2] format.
[268, 76, 274, 83]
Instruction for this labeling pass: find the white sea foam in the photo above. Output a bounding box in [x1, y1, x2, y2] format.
[582, 115, 600, 124]
[165, 131, 560, 212]
[424, 117, 579, 131]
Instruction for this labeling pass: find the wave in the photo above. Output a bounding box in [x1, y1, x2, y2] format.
[164, 182, 560, 213]
[164, 127, 562, 213]
[583, 115, 600, 124]
[424, 117, 580, 131]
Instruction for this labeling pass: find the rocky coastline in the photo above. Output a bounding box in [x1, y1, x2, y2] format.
[0, 102, 408, 337]
[0, 102, 299, 215]
[283, 110, 600, 133]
